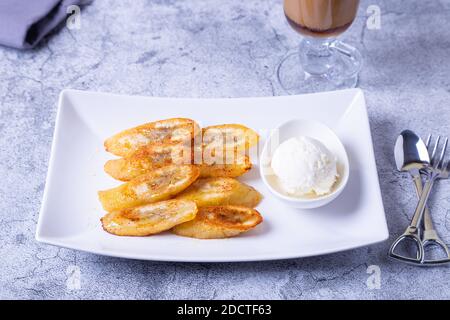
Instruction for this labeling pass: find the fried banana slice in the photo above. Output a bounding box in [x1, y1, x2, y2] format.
[105, 143, 251, 181]
[98, 164, 200, 212]
[202, 124, 259, 156]
[101, 199, 198, 236]
[175, 177, 262, 208]
[104, 143, 194, 181]
[198, 156, 252, 178]
[104, 118, 200, 157]
[172, 206, 262, 239]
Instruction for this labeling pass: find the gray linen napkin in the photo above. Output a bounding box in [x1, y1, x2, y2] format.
[0, 0, 91, 49]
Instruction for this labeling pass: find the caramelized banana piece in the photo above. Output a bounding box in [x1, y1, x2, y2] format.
[104, 118, 200, 157]
[202, 124, 259, 155]
[198, 156, 252, 178]
[101, 200, 198, 236]
[172, 206, 262, 239]
[104, 143, 194, 181]
[175, 177, 262, 208]
[105, 144, 252, 181]
[98, 165, 200, 212]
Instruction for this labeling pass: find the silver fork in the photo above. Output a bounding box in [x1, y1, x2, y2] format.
[389, 135, 449, 264]
[421, 135, 450, 265]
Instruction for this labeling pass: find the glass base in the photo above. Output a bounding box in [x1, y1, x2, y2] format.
[277, 39, 362, 94]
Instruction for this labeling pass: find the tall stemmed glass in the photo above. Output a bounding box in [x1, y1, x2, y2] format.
[278, 0, 362, 93]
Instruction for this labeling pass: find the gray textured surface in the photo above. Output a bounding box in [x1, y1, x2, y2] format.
[1, 0, 450, 300]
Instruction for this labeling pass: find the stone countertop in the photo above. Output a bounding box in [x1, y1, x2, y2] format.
[1, 0, 450, 299]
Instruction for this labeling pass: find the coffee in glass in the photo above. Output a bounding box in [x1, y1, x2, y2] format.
[278, 0, 362, 93]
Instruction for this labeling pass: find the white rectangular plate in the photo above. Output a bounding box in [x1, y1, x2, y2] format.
[36, 88, 388, 262]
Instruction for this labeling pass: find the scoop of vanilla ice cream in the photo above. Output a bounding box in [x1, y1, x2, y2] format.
[270, 136, 338, 196]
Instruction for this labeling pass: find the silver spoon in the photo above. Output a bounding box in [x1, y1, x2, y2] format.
[390, 130, 430, 263]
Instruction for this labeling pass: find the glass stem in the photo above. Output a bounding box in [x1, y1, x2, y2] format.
[300, 37, 335, 76]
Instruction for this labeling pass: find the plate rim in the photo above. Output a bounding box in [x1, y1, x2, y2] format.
[35, 233, 388, 263]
